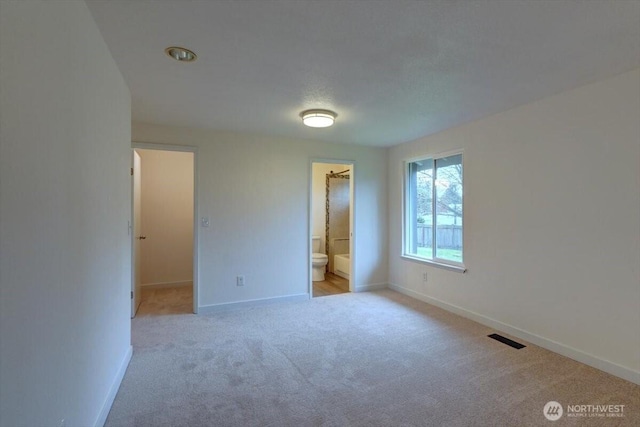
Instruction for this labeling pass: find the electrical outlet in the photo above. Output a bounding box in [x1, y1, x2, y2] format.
[422, 272, 428, 283]
[236, 275, 245, 286]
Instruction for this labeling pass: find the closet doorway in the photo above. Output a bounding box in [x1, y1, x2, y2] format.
[310, 160, 355, 298]
[131, 144, 197, 317]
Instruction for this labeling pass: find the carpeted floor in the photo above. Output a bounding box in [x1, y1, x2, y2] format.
[107, 289, 639, 426]
[136, 285, 193, 317]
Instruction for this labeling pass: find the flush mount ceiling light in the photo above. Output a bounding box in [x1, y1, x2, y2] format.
[300, 109, 337, 128]
[165, 46, 197, 62]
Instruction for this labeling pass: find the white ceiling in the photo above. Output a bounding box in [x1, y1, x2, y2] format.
[86, 0, 640, 147]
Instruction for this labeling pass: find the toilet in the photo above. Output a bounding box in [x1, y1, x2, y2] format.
[311, 236, 329, 281]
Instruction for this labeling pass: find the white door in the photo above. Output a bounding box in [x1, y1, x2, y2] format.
[132, 150, 143, 317]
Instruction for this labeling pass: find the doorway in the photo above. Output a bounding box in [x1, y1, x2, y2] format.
[310, 160, 354, 298]
[131, 144, 197, 317]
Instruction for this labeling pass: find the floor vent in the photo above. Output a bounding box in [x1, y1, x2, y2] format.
[488, 333, 526, 349]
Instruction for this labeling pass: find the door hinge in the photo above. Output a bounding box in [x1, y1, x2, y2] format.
[131, 291, 133, 299]
[130, 167, 134, 176]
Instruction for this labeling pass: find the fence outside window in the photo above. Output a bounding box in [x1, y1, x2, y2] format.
[415, 224, 462, 249]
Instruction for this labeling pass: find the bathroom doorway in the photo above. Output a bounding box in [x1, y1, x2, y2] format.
[310, 160, 354, 298]
[131, 143, 197, 317]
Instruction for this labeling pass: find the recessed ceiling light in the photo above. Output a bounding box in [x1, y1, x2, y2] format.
[300, 109, 337, 128]
[165, 46, 197, 62]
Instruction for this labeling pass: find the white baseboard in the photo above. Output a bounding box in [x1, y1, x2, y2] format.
[355, 283, 388, 292]
[334, 270, 349, 280]
[94, 345, 133, 427]
[198, 293, 310, 313]
[141, 280, 192, 289]
[388, 283, 640, 385]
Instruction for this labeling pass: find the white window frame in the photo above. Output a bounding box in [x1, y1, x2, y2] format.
[402, 149, 466, 272]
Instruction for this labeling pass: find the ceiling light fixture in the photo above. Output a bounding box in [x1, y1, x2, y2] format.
[301, 109, 337, 128]
[165, 46, 197, 62]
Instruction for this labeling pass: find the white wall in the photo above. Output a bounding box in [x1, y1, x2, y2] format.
[0, 2, 132, 426]
[388, 69, 640, 383]
[311, 162, 348, 252]
[133, 124, 388, 305]
[137, 149, 194, 286]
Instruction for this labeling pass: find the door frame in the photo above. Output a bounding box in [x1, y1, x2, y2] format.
[131, 142, 199, 314]
[309, 158, 356, 295]
[131, 150, 142, 317]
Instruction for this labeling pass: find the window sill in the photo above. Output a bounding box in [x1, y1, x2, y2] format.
[401, 254, 467, 273]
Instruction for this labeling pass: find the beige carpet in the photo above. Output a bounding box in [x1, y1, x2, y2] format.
[136, 285, 193, 317]
[107, 289, 639, 426]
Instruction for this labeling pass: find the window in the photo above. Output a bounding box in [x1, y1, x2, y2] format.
[404, 151, 464, 268]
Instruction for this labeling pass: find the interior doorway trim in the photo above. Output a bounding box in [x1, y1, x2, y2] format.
[131, 141, 199, 314]
[309, 158, 356, 296]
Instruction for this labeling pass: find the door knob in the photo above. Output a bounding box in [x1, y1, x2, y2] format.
[137, 235, 146, 240]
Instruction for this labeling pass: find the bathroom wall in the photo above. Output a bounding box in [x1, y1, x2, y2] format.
[137, 149, 194, 286]
[133, 124, 388, 305]
[311, 162, 347, 253]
